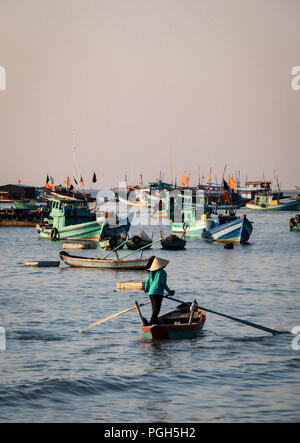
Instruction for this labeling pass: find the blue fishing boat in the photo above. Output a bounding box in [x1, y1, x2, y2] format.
[169, 190, 253, 243]
[171, 213, 253, 243]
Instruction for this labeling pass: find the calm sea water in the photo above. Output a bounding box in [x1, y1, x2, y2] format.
[0, 206, 299, 423]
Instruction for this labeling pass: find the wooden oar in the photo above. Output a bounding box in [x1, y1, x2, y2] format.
[78, 300, 151, 333]
[163, 295, 283, 336]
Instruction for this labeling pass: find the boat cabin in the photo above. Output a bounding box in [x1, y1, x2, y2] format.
[48, 197, 96, 230]
[253, 193, 282, 207]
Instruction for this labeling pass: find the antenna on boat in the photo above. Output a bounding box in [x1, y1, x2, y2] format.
[72, 130, 77, 190]
[222, 163, 227, 182]
[170, 144, 174, 185]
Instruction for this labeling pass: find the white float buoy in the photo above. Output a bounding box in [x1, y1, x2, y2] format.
[62, 243, 97, 249]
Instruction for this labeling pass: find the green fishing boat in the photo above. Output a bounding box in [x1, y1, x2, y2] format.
[246, 193, 300, 211]
[14, 200, 39, 210]
[37, 196, 101, 241]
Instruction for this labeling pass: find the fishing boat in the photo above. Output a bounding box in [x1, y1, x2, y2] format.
[136, 302, 206, 341]
[99, 233, 127, 250]
[171, 212, 253, 243]
[290, 214, 300, 231]
[59, 250, 155, 270]
[99, 212, 133, 241]
[245, 193, 300, 211]
[160, 234, 186, 250]
[117, 184, 151, 208]
[37, 196, 100, 240]
[238, 180, 272, 204]
[169, 189, 253, 244]
[126, 231, 153, 250]
[159, 227, 186, 250]
[118, 194, 151, 208]
[13, 200, 39, 210]
[0, 207, 48, 227]
[37, 195, 132, 241]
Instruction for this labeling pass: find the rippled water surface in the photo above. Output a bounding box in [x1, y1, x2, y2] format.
[0, 208, 300, 422]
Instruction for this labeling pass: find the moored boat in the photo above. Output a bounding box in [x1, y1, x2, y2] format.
[245, 193, 300, 211]
[136, 302, 206, 341]
[171, 211, 253, 244]
[37, 196, 99, 240]
[0, 207, 47, 227]
[160, 233, 186, 250]
[37, 195, 133, 241]
[59, 250, 155, 270]
[99, 234, 127, 250]
[13, 200, 39, 210]
[126, 231, 153, 250]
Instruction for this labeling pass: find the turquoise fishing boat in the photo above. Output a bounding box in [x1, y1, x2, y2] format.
[37, 196, 133, 241]
[246, 193, 300, 211]
[14, 200, 39, 210]
[37, 196, 101, 241]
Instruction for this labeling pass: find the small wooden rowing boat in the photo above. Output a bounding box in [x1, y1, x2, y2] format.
[59, 251, 155, 270]
[99, 234, 127, 250]
[126, 231, 153, 250]
[160, 234, 186, 250]
[136, 302, 206, 340]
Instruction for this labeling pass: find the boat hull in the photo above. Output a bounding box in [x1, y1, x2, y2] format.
[142, 308, 206, 341]
[14, 201, 38, 210]
[126, 240, 152, 250]
[60, 251, 155, 270]
[143, 323, 205, 340]
[160, 235, 186, 250]
[246, 200, 300, 211]
[39, 221, 102, 241]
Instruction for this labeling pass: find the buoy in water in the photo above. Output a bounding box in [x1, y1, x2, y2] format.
[117, 281, 145, 291]
[224, 243, 234, 250]
[24, 261, 60, 267]
[62, 242, 97, 249]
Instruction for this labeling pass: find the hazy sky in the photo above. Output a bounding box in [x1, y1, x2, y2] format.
[0, 0, 299, 189]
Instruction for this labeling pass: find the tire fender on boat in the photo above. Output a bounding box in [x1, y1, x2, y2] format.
[132, 235, 141, 244]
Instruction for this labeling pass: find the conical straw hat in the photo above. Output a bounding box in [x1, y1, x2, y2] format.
[148, 257, 169, 271]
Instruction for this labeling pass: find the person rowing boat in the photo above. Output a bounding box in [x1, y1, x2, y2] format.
[144, 257, 175, 325]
